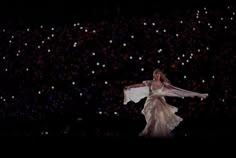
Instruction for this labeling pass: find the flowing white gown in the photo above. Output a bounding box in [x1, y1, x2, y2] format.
[123, 80, 208, 138]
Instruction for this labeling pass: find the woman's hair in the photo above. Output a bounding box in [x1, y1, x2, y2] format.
[153, 68, 170, 83]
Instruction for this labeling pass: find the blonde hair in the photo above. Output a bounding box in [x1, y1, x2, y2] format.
[153, 68, 170, 84]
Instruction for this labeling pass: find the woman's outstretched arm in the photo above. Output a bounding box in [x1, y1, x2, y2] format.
[124, 83, 146, 90]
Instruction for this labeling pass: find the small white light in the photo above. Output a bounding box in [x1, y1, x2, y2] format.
[206, 47, 209, 50]
[51, 86, 54, 90]
[177, 57, 180, 60]
[225, 26, 228, 29]
[152, 22, 155, 26]
[141, 68, 144, 71]
[193, 27, 196, 31]
[163, 29, 166, 32]
[92, 52, 95, 56]
[27, 28, 30, 31]
[9, 40, 12, 43]
[93, 30, 96, 33]
[77, 23, 80, 26]
[73, 23, 76, 27]
[48, 49, 51, 52]
[26, 68, 29, 71]
[102, 64, 106, 67]
[105, 81, 108, 84]
[139, 57, 142, 60]
[233, 12, 235, 15]
[2, 29, 5, 32]
[182, 54, 185, 57]
[3, 56, 6, 60]
[123, 43, 126, 47]
[201, 98, 203, 101]
[12, 96, 15, 99]
[109, 40, 112, 43]
[180, 20, 183, 24]
[92, 70, 95, 74]
[143, 22, 147, 26]
[182, 97, 184, 99]
[204, 7, 207, 10]
[38, 46, 40, 49]
[3, 98, 6, 102]
[42, 41, 45, 44]
[80, 26, 83, 30]
[47, 37, 50, 40]
[182, 62, 185, 66]
[131, 35, 134, 38]
[96, 62, 100, 66]
[209, 25, 212, 29]
[230, 17, 233, 20]
[18, 50, 21, 53]
[5, 68, 8, 72]
[51, 34, 54, 37]
[38, 91, 41, 94]
[80, 93, 83, 96]
[212, 75, 215, 79]
[197, 49, 200, 52]
[191, 53, 193, 56]
[190, 56, 192, 59]
[205, 11, 208, 14]
[158, 49, 162, 53]
[11, 35, 14, 39]
[184, 75, 186, 79]
[72, 81, 75, 85]
[220, 17, 224, 21]
[0, 96, 2, 99]
[176, 33, 179, 37]
[222, 99, 225, 102]
[196, 15, 199, 19]
[25, 43, 28, 46]
[197, 10, 200, 13]
[51, 27, 54, 31]
[157, 60, 160, 63]
[99, 111, 102, 114]
[198, 21, 201, 24]
[45, 131, 48, 135]
[114, 111, 118, 115]
[129, 56, 133, 59]
[40, 25, 43, 28]
[156, 30, 159, 33]
[16, 53, 19, 56]
[85, 29, 88, 32]
[186, 59, 189, 63]
[202, 80, 205, 83]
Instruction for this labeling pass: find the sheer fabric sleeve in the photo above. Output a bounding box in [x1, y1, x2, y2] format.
[123, 86, 150, 105]
[162, 82, 208, 98]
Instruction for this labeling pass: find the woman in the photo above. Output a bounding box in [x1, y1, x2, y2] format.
[123, 69, 208, 138]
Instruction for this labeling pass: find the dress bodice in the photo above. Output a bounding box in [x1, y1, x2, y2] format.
[150, 81, 164, 93]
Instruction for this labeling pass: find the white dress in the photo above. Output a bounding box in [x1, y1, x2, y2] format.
[123, 80, 208, 138]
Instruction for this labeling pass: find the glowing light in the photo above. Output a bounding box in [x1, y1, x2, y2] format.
[77, 23, 80, 26]
[139, 57, 142, 60]
[51, 27, 54, 31]
[27, 28, 30, 31]
[85, 29, 88, 32]
[109, 40, 112, 43]
[114, 112, 118, 115]
[182, 54, 185, 57]
[3, 56, 5, 60]
[158, 49, 162, 53]
[26, 68, 29, 71]
[12, 96, 14, 99]
[220, 17, 224, 21]
[96, 62, 100, 66]
[156, 30, 159, 33]
[73, 23, 76, 27]
[80, 93, 83, 96]
[182, 62, 185, 66]
[93, 30, 96, 33]
[25, 43, 28, 46]
[163, 29, 166, 32]
[202, 80, 205, 83]
[92, 52, 95, 56]
[157, 60, 160, 63]
[80, 26, 83, 30]
[51, 86, 54, 90]
[51, 34, 54, 37]
[212, 75, 215, 79]
[92, 70, 95, 74]
[38, 46, 40, 49]
[186, 60, 189, 63]
[184, 75, 186, 79]
[225, 26, 228, 29]
[105, 81, 108, 84]
[193, 27, 196, 31]
[131, 35, 134, 38]
[143, 22, 147, 26]
[197, 49, 201, 52]
[141, 68, 144, 71]
[180, 20, 183, 24]
[129, 56, 133, 59]
[38, 91, 41, 94]
[123, 43, 126, 47]
[16, 53, 19, 56]
[48, 49, 51, 52]
[40, 25, 43, 28]
[177, 57, 180, 60]
[176, 33, 179, 37]
[72, 81, 75, 85]
[5, 68, 8, 72]
[152, 22, 155, 26]
[102, 64, 106, 67]
[99, 111, 102, 114]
